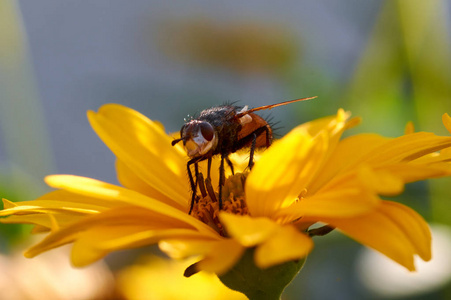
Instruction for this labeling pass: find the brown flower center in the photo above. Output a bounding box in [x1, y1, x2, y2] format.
[191, 172, 249, 236]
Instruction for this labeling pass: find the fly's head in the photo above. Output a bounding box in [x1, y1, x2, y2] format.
[172, 120, 218, 158]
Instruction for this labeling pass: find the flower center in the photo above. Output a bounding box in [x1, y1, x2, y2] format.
[191, 172, 249, 236]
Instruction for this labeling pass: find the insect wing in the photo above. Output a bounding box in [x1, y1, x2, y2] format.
[234, 96, 317, 119]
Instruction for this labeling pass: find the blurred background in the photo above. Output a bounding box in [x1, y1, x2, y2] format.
[1, 0, 451, 299]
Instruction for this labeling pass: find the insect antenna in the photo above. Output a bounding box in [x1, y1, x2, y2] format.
[171, 137, 183, 146]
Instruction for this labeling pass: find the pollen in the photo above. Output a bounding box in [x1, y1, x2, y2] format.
[191, 172, 249, 236]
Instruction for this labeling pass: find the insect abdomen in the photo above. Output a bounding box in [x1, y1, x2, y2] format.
[238, 113, 273, 148]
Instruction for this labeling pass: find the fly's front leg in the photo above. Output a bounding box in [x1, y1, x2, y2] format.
[187, 158, 200, 214]
[207, 157, 212, 182]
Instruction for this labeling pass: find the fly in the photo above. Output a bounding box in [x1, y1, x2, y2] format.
[171, 96, 317, 214]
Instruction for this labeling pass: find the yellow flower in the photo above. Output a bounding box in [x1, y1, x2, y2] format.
[117, 255, 246, 300]
[2, 104, 451, 275]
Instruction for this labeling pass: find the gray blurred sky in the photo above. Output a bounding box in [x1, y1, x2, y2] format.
[7, 0, 381, 185]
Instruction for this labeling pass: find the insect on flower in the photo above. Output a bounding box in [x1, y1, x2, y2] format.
[171, 96, 317, 214]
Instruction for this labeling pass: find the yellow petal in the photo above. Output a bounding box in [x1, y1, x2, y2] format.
[1, 196, 112, 230]
[0, 200, 108, 216]
[375, 163, 451, 184]
[297, 109, 358, 164]
[246, 127, 328, 217]
[32, 223, 55, 233]
[159, 238, 219, 260]
[71, 225, 145, 266]
[2, 198, 15, 209]
[117, 255, 246, 300]
[378, 201, 431, 261]
[71, 227, 214, 267]
[255, 225, 313, 269]
[37, 189, 125, 208]
[297, 109, 350, 138]
[276, 187, 379, 221]
[443, 113, 451, 134]
[311, 132, 451, 196]
[318, 160, 451, 214]
[219, 213, 279, 247]
[116, 159, 185, 211]
[99, 229, 213, 251]
[412, 148, 451, 165]
[405, 121, 415, 134]
[357, 165, 404, 195]
[278, 167, 385, 220]
[365, 132, 451, 164]
[218, 215, 314, 270]
[308, 133, 389, 194]
[88, 104, 189, 207]
[1, 214, 65, 230]
[25, 205, 215, 260]
[317, 201, 422, 271]
[196, 239, 245, 275]
[44, 175, 217, 235]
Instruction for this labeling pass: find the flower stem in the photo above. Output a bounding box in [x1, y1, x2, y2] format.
[218, 248, 306, 300]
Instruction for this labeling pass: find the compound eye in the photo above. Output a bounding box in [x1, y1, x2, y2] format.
[199, 122, 214, 141]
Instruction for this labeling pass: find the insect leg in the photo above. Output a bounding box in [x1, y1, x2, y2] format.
[204, 157, 218, 203]
[207, 157, 212, 181]
[248, 125, 271, 169]
[226, 157, 234, 175]
[187, 158, 200, 214]
[194, 163, 199, 185]
[248, 132, 257, 169]
[232, 125, 271, 152]
[196, 166, 207, 198]
[205, 176, 217, 203]
[218, 154, 225, 210]
[233, 125, 271, 169]
[265, 124, 271, 147]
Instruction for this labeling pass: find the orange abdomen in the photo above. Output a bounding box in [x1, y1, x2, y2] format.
[237, 113, 272, 148]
